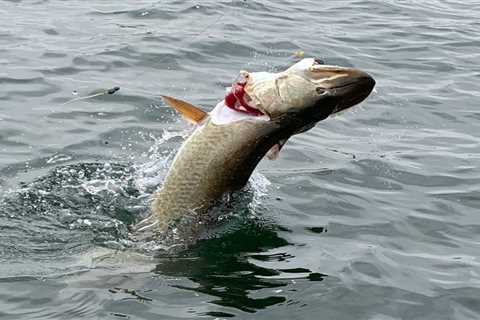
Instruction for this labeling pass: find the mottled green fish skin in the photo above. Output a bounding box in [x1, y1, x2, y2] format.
[151, 118, 279, 231]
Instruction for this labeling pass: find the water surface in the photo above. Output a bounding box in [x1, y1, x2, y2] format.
[1, 0, 479, 319]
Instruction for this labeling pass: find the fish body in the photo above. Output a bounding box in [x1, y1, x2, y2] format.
[150, 119, 276, 231]
[144, 58, 375, 233]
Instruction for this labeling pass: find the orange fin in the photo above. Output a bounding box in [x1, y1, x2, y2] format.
[161, 95, 208, 124]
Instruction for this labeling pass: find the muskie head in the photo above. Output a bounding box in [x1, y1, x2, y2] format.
[240, 58, 375, 132]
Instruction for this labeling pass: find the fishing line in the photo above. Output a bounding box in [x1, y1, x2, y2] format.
[61, 1, 235, 105]
[125, 1, 233, 86]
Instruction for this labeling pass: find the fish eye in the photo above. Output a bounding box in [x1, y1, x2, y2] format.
[316, 87, 327, 95]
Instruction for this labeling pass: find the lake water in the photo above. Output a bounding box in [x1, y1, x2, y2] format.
[1, 0, 479, 319]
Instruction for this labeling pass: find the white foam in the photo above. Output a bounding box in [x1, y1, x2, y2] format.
[133, 129, 188, 192]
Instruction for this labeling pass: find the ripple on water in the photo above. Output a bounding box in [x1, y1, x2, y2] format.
[1, 0, 480, 318]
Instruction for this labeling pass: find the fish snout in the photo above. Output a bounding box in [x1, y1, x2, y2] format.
[313, 67, 375, 114]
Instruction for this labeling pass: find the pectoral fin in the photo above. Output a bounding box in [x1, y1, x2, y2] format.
[266, 138, 289, 160]
[161, 95, 208, 124]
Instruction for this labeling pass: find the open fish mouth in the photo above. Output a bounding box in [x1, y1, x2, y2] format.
[224, 72, 266, 117]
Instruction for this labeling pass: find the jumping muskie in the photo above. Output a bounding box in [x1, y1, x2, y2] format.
[139, 58, 375, 234]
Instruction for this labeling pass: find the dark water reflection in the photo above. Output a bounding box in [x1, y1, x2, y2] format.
[150, 222, 326, 316]
[156, 225, 291, 313]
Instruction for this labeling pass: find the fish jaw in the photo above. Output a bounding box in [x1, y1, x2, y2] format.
[243, 58, 375, 123]
[213, 58, 375, 160]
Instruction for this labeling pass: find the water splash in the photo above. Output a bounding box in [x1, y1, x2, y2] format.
[0, 125, 275, 276]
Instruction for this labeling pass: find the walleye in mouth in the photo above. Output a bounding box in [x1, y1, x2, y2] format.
[138, 58, 375, 236]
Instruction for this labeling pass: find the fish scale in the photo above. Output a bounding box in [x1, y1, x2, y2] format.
[151, 119, 274, 232]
